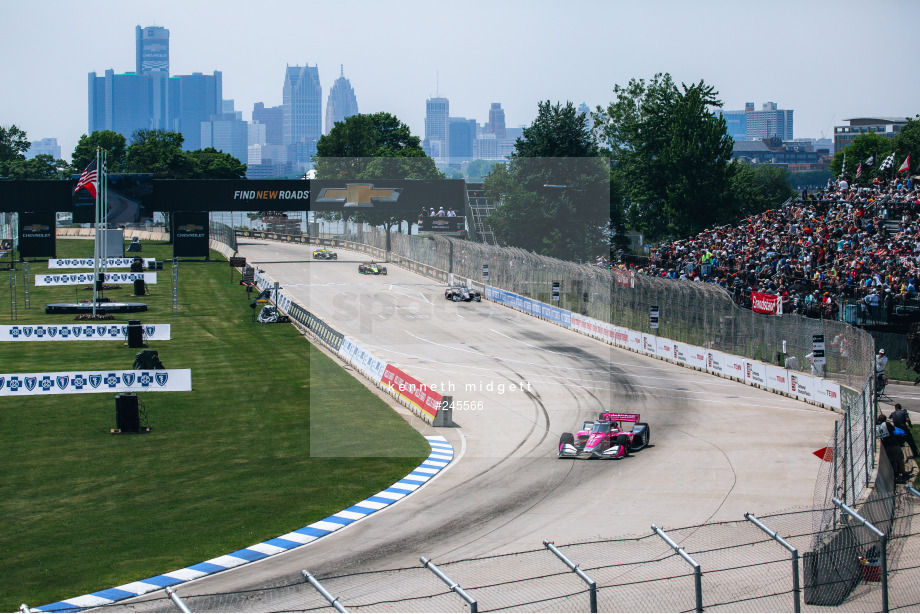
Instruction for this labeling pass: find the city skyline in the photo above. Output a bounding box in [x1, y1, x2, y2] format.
[3, 0, 919, 162]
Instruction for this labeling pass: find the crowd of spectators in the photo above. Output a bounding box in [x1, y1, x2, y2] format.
[603, 174, 920, 322]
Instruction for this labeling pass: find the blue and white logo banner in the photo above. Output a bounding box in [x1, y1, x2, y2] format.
[35, 272, 157, 286]
[0, 369, 191, 396]
[47, 258, 154, 269]
[0, 324, 171, 342]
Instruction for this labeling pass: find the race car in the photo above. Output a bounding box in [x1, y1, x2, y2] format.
[313, 249, 338, 260]
[558, 413, 650, 459]
[358, 262, 387, 275]
[445, 285, 482, 302]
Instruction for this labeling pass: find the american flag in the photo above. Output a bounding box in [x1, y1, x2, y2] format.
[856, 163, 862, 179]
[898, 154, 911, 173]
[73, 159, 97, 198]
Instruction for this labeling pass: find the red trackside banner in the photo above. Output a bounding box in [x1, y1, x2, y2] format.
[752, 291, 782, 315]
[381, 365, 442, 418]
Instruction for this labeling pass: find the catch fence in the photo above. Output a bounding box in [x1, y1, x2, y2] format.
[83, 483, 918, 613]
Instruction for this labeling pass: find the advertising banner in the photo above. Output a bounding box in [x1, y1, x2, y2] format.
[172, 211, 210, 257]
[35, 272, 156, 286]
[641, 334, 656, 355]
[765, 365, 791, 394]
[338, 337, 387, 382]
[0, 323, 170, 342]
[419, 217, 465, 232]
[380, 365, 442, 419]
[722, 353, 745, 380]
[744, 360, 768, 387]
[816, 380, 842, 409]
[685, 345, 707, 370]
[48, 258, 154, 269]
[627, 330, 643, 352]
[0, 368, 191, 396]
[19, 212, 55, 258]
[311, 178, 465, 212]
[790, 373, 816, 403]
[752, 292, 782, 315]
[706, 350, 726, 376]
[656, 337, 674, 361]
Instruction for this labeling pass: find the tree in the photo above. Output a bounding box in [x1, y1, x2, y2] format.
[0, 124, 30, 163]
[1, 154, 70, 180]
[466, 159, 502, 182]
[186, 147, 247, 179]
[593, 73, 735, 241]
[830, 132, 894, 185]
[729, 162, 795, 218]
[125, 130, 193, 178]
[71, 131, 128, 173]
[483, 101, 611, 261]
[893, 115, 920, 177]
[313, 113, 441, 239]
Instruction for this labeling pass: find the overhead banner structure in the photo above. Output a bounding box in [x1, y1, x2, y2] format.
[311, 178, 466, 212]
[35, 272, 156, 286]
[0, 369, 191, 396]
[72, 173, 154, 224]
[0, 324, 171, 341]
[419, 217, 465, 232]
[48, 258, 154, 269]
[172, 212, 209, 257]
[18, 212, 56, 258]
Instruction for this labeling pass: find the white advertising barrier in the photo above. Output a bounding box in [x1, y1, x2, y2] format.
[722, 353, 745, 381]
[765, 365, 791, 395]
[627, 330, 643, 353]
[685, 345, 708, 370]
[816, 380, 842, 410]
[0, 324, 170, 341]
[48, 258, 154, 269]
[641, 334, 656, 355]
[744, 360, 768, 388]
[790, 373, 816, 404]
[35, 272, 157, 286]
[338, 337, 388, 382]
[571, 314, 617, 345]
[0, 369, 191, 396]
[656, 336, 674, 362]
[706, 350, 726, 376]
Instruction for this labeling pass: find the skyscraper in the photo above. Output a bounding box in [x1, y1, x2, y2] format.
[136, 26, 169, 75]
[719, 102, 793, 141]
[253, 102, 283, 146]
[487, 103, 506, 139]
[325, 65, 359, 135]
[424, 97, 449, 160]
[167, 71, 223, 151]
[88, 69, 153, 141]
[283, 64, 322, 162]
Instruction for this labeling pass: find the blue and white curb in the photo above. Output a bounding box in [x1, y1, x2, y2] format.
[35, 435, 453, 612]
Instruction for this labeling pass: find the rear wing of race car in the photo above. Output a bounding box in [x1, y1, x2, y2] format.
[600, 412, 640, 424]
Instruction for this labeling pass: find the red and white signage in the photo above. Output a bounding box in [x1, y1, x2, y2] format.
[380, 365, 442, 419]
[751, 292, 782, 315]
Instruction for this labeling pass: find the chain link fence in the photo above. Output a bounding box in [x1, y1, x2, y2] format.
[85, 486, 917, 613]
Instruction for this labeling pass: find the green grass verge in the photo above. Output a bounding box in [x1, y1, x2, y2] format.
[0, 240, 429, 611]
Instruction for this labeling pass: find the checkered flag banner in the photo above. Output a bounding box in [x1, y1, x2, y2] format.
[879, 152, 896, 171]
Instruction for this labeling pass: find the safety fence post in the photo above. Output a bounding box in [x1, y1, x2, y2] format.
[652, 524, 702, 613]
[543, 540, 597, 612]
[9, 271, 16, 321]
[22, 261, 30, 309]
[420, 556, 477, 613]
[165, 586, 192, 613]
[301, 570, 348, 613]
[833, 497, 887, 612]
[745, 513, 800, 612]
[908, 485, 920, 499]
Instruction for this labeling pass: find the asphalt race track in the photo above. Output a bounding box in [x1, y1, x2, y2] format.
[122, 239, 841, 607]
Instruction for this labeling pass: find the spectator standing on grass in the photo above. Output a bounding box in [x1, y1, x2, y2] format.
[890, 403, 919, 458]
[876, 414, 908, 480]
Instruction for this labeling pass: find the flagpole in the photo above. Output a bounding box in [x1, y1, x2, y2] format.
[101, 150, 107, 299]
[92, 147, 100, 317]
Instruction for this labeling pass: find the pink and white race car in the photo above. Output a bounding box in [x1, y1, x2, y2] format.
[558, 413, 650, 459]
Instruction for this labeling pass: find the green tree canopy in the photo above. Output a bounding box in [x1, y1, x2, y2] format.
[313, 113, 440, 238]
[186, 147, 247, 179]
[593, 73, 735, 241]
[1, 154, 71, 180]
[125, 130, 193, 178]
[729, 162, 796, 218]
[484, 101, 611, 261]
[71, 131, 128, 173]
[0, 124, 30, 163]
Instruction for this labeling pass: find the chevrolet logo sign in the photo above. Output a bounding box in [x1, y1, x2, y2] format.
[316, 183, 401, 208]
[24, 224, 50, 232]
[179, 224, 204, 232]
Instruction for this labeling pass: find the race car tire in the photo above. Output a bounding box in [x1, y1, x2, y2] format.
[630, 423, 650, 451]
[453, 295, 461, 302]
[474, 296, 481, 302]
[616, 434, 630, 457]
[559, 432, 575, 455]
[382, 268, 387, 275]
[332, 255, 337, 260]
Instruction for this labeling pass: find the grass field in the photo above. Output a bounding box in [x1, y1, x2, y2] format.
[0, 239, 429, 611]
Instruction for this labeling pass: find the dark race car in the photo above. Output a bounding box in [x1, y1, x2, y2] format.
[358, 262, 387, 275]
[445, 285, 481, 302]
[313, 249, 338, 260]
[558, 413, 650, 459]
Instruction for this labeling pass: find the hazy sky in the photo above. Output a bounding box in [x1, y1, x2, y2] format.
[4, 0, 918, 161]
